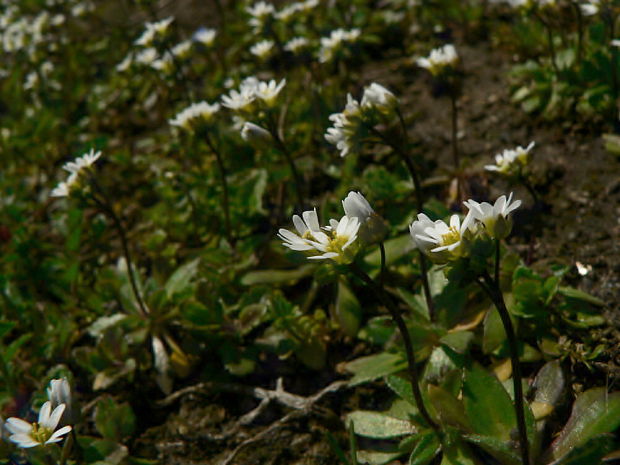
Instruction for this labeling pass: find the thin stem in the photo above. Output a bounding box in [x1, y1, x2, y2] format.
[494, 239, 500, 286]
[204, 133, 234, 247]
[88, 179, 149, 317]
[572, 1, 584, 66]
[379, 242, 386, 286]
[349, 264, 439, 432]
[518, 172, 539, 205]
[536, 12, 559, 75]
[450, 93, 460, 169]
[266, 114, 305, 209]
[479, 270, 530, 465]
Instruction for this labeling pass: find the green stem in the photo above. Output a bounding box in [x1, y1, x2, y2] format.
[479, 269, 530, 465]
[450, 93, 460, 170]
[379, 242, 386, 287]
[89, 179, 149, 317]
[204, 133, 234, 247]
[349, 264, 439, 432]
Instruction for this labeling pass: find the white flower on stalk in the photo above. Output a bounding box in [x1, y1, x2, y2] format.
[135, 16, 174, 47]
[463, 193, 521, 240]
[325, 94, 365, 157]
[221, 86, 256, 112]
[250, 39, 274, 60]
[254, 78, 286, 107]
[172, 40, 192, 59]
[580, 0, 600, 16]
[241, 122, 272, 148]
[47, 378, 75, 425]
[285, 36, 309, 54]
[170, 101, 220, 131]
[361, 82, 398, 114]
[135, 47, 158, 65]
[342, 191, 374, 222]
[247, 1, 275, 30]
[51, 149, 102, 198]
[410, 212, 474, 263]
[278, 209, 360, 264]
[485, 141, 535, 175]
[416, 44, 458, 75]
[5, 402, 72, 448]
[319, 28, 361, 63]
[193, 27, 216, 46]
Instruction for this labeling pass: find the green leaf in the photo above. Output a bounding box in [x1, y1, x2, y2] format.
[364, 234, 414, 270]
[439, 331, 474, 354]
[0, 320, 15, 340]
[558, 286, 605, 307]
[95, 397, 136, 442]
[165, 258, 200, 298]
[241, 265, 314, 285]
[344, 352, 407, 386]
[483, 308, 505, 354]
[462, 364, 516, 441]
[441, 440, 483, 465]
[356, 450, 402, 465]
[531, 360, 565, 407]
[409, 430, 441, 465]
[463, 434, 520, 465]
[553, 434, 616, 465]
[546, 388, 620, 462]
[428, 384, 470, 431]
[386, 374, 417, 408]
[334, 278, 362, 337]
[346, 411, 416, 439]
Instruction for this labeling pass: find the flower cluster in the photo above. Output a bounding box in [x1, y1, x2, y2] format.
[410, 193, 521, 264]
[135, 17, 174, 47]
[51, 149, 102, 198]
[247, 1, 275, 32]
[485, 141, 535, 176]
[325, 83, 398, 157]
[5, 378, 73, 448]
[416, 44, 459, 76]
[169, 101, 221, 132]
[221, 77, 286, 113]
[319, 28, 361, 63]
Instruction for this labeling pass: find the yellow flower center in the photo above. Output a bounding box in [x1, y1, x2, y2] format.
[31, 423, 53, 445]
[441, 226, 461, 246]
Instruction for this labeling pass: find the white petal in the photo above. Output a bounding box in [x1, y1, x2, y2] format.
[43, 403, 65, 430]
[5, 418, 32, 434]
[10, 434, 40, 448]
[46, 425, 72, 444]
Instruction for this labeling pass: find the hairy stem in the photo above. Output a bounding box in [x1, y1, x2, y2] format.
[204, 133, 234, 247]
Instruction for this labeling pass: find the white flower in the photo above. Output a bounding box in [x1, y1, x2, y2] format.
[172, 40, 192, 59]
[247, 1, 275, 30]
[325, 94, 365, 157]
[51, 149, 101, 198]
[250, 39, 274, 60]
[342, 191, 374, 222]
[221, 86, 256, 112]
[254, 78, 286, 106]
[193, 27, 216, 46]
[5, 402, 72, 448]
[485, 141, 535, 175]
[116, 53, 133, 72]
[278, 209, 360, 263]
[135, 16, 174, 46]
[319, 28, 361, 63]
[580, 1, 600, 16]
[275, 3, 300, 21]
[241, 122, 272, 147]
[361, 82, 398, 114]
[47, 378, 75, 424]
[612, 39, 620, 48]
[410, 212, 474, 263]
[169, 101, 220, 131]
[135, 47, 158, 65]
[463, 193, 521, 240]
[62, 148, 102, 175]
[285, 36, 309, 54]
[416, 44, 458, 75]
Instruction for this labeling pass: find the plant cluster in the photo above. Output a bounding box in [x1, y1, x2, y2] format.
[0, 0, 618, 465]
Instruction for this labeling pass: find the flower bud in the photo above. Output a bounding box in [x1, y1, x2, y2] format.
[241, 122, 272, 149]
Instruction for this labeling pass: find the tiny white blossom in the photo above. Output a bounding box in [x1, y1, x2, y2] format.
[361, 82, 398, 114]
[342, 191, 374, 222]
[319, 28, 361, 63]
[247, 1, 275, 30]
[250, 39, 274, 60]
[285, 36, 310, 54]
[116, 53, 133, 72]
[172, 40, 192, 59]
[485, 141, 535, 175]
[221, 87, 256, 112]
[463, 193, 521, 240]
[51, 149, 101, 198]
[278, 209, 360, 263]
[241, 122, 272, 147]
[580, 0, 600, 16]
[416, 44, 458, 75]
[5, 402, 72, 448]
[254, 78, 286, 107]
[135, 47, 158, 65]
[193, 27, 216, 46]
[325, 94, 365, 157]
[135, 16, 174, 47]
[410, 212, 474, 263]
[170, 101, 220, 131]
